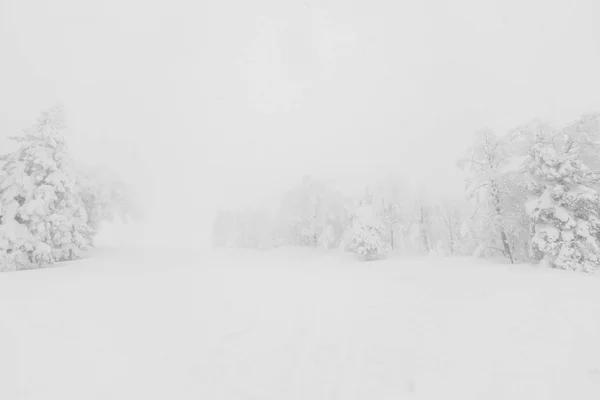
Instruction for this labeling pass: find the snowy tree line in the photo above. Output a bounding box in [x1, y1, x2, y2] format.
[0, 106, 137, 271]
[212, 114, 600, 272]
[213, 174, 480, 261]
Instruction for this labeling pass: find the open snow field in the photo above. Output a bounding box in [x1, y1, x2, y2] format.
[1, 246, 600, 399]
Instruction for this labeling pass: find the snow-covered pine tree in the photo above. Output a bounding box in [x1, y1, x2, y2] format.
[0, 106, 91, 266]
[0, 194, 52, 270]
[525, 132, 600, 272]
[347, 193, 388, 261]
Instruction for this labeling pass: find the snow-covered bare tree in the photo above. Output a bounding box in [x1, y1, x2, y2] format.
[562, 114, 600, 170]
[277, 176, 348, 249]
[459, 129, 526, 262]
[369, 175, 406, 252]
[411, 199, 433, 255]
[436, 201, 465, 255]
[75, 165, 140, 244]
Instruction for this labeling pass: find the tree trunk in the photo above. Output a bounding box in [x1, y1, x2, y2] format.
[500, 230, 514, 264]
[420, 205, 429, 253]
[445, 217, 454, 255]
[492, 181, 514, 264]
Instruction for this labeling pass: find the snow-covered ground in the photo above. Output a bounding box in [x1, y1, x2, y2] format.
[1, 246, 600, 399]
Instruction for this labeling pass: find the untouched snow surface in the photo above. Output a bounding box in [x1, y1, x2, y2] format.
[1, 246, 600, 399]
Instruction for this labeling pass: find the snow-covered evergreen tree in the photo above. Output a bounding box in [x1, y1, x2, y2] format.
[347, 194, 388, 261]
[0, 106, 91, 267]
[0, 198, 52, 270]
[526, 133, 600, 272]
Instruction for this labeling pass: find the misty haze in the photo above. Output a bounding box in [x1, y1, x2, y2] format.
[1, 0, 600, 398]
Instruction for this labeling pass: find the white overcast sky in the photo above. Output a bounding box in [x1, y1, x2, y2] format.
[1, 0, 600, 245]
